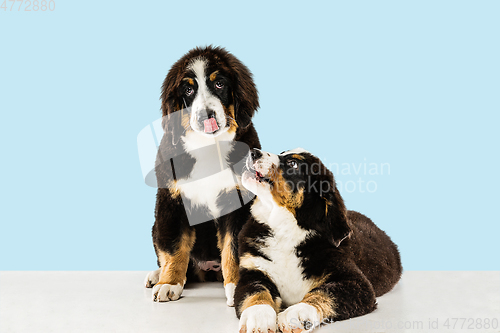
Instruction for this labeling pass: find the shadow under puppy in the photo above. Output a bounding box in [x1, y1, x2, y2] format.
[235, 148, 402, 333]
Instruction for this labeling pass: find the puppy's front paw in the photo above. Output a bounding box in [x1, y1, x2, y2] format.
[278, 303, 321, 333]
[144, 269, 160, 288]
[239, 304, 277, 333]
[225, 283, 236, 307]
[152, 283, 184, 302]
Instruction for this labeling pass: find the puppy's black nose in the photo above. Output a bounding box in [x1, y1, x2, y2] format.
[250, 148, 262, 161]
[198, 109, 216, 121]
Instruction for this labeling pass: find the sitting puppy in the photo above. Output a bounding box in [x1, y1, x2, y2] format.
[144, 46, 261, 306]
[235, 148, 402, 333]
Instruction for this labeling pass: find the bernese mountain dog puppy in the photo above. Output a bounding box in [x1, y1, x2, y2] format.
[235, 148, 402, 333]
[144, 46, 261, 306]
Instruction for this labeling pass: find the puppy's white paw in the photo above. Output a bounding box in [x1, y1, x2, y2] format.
[144, 269, 160, 288]
[239, 304, 277, 333]
[152, 283, 184, 302]
[278, 303, 321, 333]
[225, 283, 236, 307]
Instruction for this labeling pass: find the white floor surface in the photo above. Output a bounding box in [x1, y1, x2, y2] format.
[1, 271, 498, 333]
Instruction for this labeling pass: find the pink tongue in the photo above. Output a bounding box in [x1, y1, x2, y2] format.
[204, 118, 219, 133]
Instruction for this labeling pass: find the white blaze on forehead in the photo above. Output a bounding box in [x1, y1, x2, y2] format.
[258, 150, 280, 166]
[279, 147, 309, 156]
[187, 58, 213, 101]
[187, 58, 207, 84]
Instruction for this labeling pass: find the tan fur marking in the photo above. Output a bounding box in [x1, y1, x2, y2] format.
[209, 70, 219, 81]
[311, 274, 331, 290]
[239, 253, 258, 270]
[241, 290, 280, 313]
[301, 290, 336, 321]
[174, 103, 181, 112]
[157, 229, 195, 286]
[181, 112, 190, 130]
[166, 180, 181, 198]
[217, 231, 239, 286]
[324, 199, 330, 216]
[291, 154, 305, 160]
[224, 104, 238, 133]
[182, 77, 194, 85]
[227, 104, 235, 119]
[269, 165, 304, 214]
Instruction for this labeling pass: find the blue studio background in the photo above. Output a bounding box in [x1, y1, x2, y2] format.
[1, 1, 498, 271]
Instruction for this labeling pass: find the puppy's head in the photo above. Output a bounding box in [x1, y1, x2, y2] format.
[160, 46, 258, 138]
[242, 148, 351, 247]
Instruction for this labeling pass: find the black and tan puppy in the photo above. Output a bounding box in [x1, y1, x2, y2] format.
[235, 148, 402, 332]
[144, 46, 261, 306]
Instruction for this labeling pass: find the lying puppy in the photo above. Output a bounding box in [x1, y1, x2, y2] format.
[235, 148, 402, 333]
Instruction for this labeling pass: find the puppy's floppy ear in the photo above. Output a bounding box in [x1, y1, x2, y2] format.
[319, 169, 351, 247]
[160, 61, 184, 117]
[323, 188, 351, 247]
[160, 59, 187, 145]
[229, 57, 259, 130]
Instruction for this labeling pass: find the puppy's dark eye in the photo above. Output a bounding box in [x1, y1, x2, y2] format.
[287, 160, 298, 169]
[215, 80, 224, 89]
[185, 87, 194, 96]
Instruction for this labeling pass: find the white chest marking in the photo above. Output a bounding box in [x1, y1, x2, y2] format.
[176, 130, 237, 218]
[249, 201, 315, 306]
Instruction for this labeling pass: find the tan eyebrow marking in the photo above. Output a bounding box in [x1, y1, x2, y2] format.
[291, 154, 305, 160]
[209, 70, 219, 81]
[182, 78, 194, 85]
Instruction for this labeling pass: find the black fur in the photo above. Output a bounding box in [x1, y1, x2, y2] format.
[149, 46, 261, 288]
[235, 150, 402, 325]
